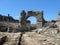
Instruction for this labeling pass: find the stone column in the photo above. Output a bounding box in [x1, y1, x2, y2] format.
[58, 11, 60, 20]
[57, 11, 60, 29]
[20, 10, 27, 31]
[36, 11, 44, 28]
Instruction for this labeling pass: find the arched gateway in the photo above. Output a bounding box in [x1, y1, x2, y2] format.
[20, 10, 45, 31]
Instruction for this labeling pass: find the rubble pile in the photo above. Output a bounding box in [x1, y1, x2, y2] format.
[21, 27, 60, 45]
[0, 32, 21, 45]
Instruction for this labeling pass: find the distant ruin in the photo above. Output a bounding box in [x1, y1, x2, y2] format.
[20, 10, 45, 31]
[0, 10, 60, 32]
[0, 14, 19, 22]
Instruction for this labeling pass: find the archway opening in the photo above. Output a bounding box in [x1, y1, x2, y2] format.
[27, 16, 37, 24]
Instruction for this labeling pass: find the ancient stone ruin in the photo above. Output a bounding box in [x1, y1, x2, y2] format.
[0, 14, 19, 22]
[20, 10, 45, 31]
[0, 10, 60, 45]
[0, 10, 60, 32]
[0, 10, 45, 32]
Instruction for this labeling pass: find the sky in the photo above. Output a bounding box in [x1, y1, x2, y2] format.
[0, 0, 60, 24]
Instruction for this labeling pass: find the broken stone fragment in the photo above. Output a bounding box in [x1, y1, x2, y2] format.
[0, 35, 7, 45]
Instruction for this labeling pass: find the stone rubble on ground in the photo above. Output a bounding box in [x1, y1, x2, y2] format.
[0, 32, 21, 45]
[0, 23, 60, 45]
[21, 25, 60, 45]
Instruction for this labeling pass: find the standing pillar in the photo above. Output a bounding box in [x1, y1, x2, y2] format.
[58, 11, 60, 20]
[7, 14, 10, 32]
[36, 11, 44, 28]
[57, 11, 60, 29]
[20, 10, 27, 31]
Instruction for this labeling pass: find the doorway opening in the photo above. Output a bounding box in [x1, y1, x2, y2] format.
[27, 16, 37, 24]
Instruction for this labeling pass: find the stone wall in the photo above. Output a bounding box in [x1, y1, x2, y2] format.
[0, 14, 19, 23]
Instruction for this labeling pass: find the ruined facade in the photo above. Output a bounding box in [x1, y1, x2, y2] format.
[0, 14, 19, 32]
[0, 14, 19, 23]
[0, 10, 60, 32]
[20, 10, 45, 31]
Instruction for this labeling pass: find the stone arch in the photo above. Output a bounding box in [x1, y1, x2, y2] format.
[25, 11, 44, 28]
[20, 10, 45, 31]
